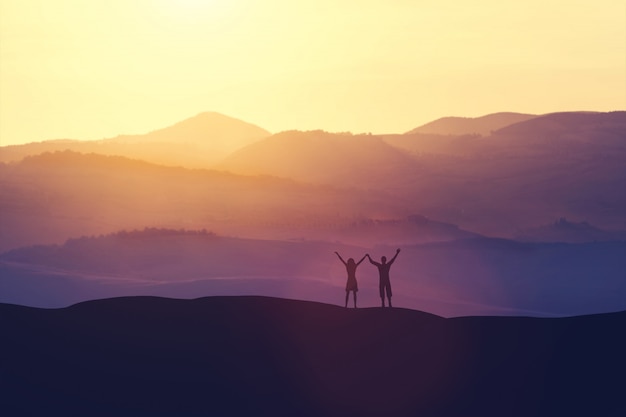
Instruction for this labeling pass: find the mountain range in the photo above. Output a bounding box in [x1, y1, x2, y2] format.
[3, 111, 624, 242]
[1, 110, 625, 317]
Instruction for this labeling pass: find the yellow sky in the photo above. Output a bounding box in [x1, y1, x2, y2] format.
[1, 0, 624, 145]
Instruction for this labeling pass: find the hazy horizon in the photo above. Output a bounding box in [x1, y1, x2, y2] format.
[1, 0, 625, 146]
[1, 109, 623, 147]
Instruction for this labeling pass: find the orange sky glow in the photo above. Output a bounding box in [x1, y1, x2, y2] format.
[1, 0, 625, 145]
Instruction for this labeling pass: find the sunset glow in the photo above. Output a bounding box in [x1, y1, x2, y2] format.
[0, 0, 624, 145]
[2, 4, 626, 416]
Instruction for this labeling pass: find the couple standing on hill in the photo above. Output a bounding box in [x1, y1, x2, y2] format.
[334, 249, 401, 308]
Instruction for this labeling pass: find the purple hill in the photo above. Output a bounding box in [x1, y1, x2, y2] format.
[1, 296, 624, 416]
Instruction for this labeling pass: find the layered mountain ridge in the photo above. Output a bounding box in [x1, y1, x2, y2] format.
[1, 110, 625, 317]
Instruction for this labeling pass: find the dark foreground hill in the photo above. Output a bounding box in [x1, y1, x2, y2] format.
[1, 297, 625, 417]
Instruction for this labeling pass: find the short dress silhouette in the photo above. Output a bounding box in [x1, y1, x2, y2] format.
[345, 262, 359, 292]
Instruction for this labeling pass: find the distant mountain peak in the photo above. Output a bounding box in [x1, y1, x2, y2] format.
[120, 111, 271, 144]
[0, 112, 272, 167]
[493, 110, 626, 136]
[407, 112, 538, 136]
[160, 111, 262, 129]
[104, 111, 273, 163]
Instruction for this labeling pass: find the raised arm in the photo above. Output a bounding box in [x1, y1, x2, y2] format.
[334, 251, 347, 266]
[367, 254, 381, 267]
[388, 248, 401, 265]
[356, 254, 367, 266]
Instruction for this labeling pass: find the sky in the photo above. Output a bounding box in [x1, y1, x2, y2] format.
[0, 0, 624, 146]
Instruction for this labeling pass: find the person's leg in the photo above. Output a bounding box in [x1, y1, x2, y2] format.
[353, 291, 357, 308]
[345, 290, 349, 307]
[387, 283, 393, 307]
[380, 283, 385, 307]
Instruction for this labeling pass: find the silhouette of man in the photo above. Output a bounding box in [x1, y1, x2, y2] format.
[367, 249, 401, 307]
[335, 252, 366, 308]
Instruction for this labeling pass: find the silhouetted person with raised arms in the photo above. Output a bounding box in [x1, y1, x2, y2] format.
[335, 252, 366, 308]
[367, 249, 401, 307]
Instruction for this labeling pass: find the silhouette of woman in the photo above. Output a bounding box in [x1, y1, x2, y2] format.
[335, 252, 366, 308]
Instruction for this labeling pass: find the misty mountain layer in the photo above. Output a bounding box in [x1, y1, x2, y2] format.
[1, 110, 625, 317]
[2, 229, 624, 317]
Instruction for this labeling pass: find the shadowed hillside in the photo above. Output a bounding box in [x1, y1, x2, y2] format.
[493, 111, 625, 139]
[382, 132, 482, 156]
[394, 113, 626, 234]
[218, 130, 420, 189]
[1, 296, 624, 417]
[3, 111, 624, 238]
[0, 151, 409, 252]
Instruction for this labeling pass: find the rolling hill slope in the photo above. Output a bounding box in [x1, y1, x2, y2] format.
[0, 151, 410, 252]
[2, 111, 625, 246]
[1, 296, 624, 417]
[218, 130, 420, 189]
